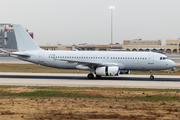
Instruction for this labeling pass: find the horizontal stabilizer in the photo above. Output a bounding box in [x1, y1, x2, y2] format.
[0, 49, 10, 54]
[11, 52, 30, 57]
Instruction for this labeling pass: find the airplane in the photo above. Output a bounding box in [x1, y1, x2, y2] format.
[1, 24, 176, 80]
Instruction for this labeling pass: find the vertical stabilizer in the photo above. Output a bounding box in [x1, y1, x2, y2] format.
[13, 24, 42, 52]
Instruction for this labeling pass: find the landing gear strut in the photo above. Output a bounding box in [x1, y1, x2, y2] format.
[87, 73, 94, 79]
[150, 69, 154, 80]
[150, 75, 154, 80]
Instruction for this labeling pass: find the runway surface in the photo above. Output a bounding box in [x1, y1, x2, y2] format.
[0, 72, 179, 89]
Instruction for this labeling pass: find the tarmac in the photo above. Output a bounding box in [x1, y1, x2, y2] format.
[0, 72, 179, 89]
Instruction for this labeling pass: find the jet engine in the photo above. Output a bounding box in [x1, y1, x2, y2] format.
[120, 70, 130, 74]
[95, 66, 120, 76]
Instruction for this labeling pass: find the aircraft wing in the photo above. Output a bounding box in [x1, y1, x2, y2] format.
[57, 58, 125, 69]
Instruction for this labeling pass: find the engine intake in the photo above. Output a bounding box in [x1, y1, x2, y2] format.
[95, 66, 120, 76]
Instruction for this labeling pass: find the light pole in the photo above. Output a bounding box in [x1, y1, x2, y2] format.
[109, 6, 115, 45]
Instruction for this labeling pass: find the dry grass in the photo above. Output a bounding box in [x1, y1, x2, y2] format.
[0, 87, 180, 119]
[0, 97, 180, 120]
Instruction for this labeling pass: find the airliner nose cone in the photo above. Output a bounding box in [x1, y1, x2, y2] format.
[171, 61, 176, 68]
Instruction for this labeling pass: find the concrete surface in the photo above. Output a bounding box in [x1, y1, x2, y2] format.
[0, 72, 179, 89]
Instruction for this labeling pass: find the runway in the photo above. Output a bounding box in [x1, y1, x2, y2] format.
[0, 72, 179, 89]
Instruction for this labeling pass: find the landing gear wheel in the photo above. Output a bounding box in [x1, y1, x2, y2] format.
[87, 73, 94, 79]
[150, 75, 154, 80]
[96, 75, 101, 78]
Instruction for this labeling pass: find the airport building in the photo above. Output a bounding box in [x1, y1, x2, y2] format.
[122, 39, 180, 53]
[123, 39, 162, 45]
[40, 44, 123, 51]
[40, 39, 180, 53]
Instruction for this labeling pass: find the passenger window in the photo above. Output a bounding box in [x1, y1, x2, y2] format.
[163, 57, 165, 60]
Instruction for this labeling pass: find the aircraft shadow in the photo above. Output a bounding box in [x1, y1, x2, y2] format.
[0, 75, 179, 82]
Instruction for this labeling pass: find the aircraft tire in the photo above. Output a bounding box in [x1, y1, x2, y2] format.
[87, 73, 94, 79]
[150, 75, 154, 80]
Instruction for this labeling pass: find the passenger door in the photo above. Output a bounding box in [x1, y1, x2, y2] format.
[148, 53, 154, 64]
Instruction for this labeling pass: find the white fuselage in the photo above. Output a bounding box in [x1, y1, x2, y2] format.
[16, 50, 176, 71]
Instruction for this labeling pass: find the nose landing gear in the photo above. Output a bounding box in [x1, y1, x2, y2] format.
[150, 69, 154, 80]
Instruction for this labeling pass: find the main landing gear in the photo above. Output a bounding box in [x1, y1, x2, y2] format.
[150, 75, 154, 80]
[87, 73, 101, 79]
[87, 73, 94, 79]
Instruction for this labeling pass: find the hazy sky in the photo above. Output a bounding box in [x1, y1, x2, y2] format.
[1, 0, 180, 45]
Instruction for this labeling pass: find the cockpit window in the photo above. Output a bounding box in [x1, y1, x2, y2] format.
[160, 57, 168, 60]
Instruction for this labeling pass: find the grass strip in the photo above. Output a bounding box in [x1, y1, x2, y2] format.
[0, 90, 108, 99]
[1, 85, 180, 92]
[30, 86, 180, 92]
[0, 90, 180, 101]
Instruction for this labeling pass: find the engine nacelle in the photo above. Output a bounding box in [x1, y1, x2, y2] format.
[120, 70, 130, 74]
[95, 66, 120, 76]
